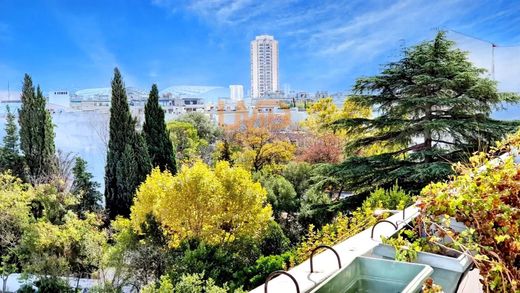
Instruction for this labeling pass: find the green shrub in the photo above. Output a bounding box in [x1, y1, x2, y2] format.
[34, 277, 72, 293]
[362, 183, 413, 210]
[259, 221, 290, 256]
[246, 252, 294, 288]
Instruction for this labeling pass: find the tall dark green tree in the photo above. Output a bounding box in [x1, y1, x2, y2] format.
[72, 157, 102, 215]
[330, 32, 520, 194]
[105, 68, 151, 219]
[0, 105, 25, 178]
[143, 84, 177, 173]
[18, 74, 56, 181]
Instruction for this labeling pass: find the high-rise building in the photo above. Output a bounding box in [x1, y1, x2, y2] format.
[250, 35, 279, 99]
[229, 85, 244, 101]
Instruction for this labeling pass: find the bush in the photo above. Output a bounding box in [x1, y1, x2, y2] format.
[420, 135, 520, 292]
[362, 183, 413, 210]
[259, 221, 290, 256]
[168, 273, 245, 293]
[245, 252, 294, 289]
[34, 277, 72, 293]
[259, 174, 298, 217]
[170, 238, 261, 290]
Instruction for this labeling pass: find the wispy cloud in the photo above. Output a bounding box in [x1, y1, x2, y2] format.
[155, 0, 520, 90]
[48, 9, 139, 87]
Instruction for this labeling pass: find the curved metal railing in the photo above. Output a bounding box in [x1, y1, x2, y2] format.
[264, 270, 300, 293]
[370, 219, 398, 239]
[309, 245, 342, 273]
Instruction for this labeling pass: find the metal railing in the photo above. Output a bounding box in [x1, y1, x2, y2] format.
[309, 245, 342, 273]
[264, 270, 300, 293]
[370, 220, 398, 239]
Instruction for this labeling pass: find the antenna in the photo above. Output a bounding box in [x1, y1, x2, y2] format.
[7, 81, 9, 100]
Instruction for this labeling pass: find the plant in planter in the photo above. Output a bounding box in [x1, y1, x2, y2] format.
[419, 155, 520, 292]
[375, 131, 520, 292]
[418, 131, 520, 292]
[375, 220, 471, 293]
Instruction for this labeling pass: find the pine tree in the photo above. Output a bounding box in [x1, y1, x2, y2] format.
[330, 32, 520, 194]
[0, 105, 25, 178]
[105, 68, 151, 219]
[143, 84, 177, 173]
[18, 74, 56, 182]
[71, 157, 102, 214]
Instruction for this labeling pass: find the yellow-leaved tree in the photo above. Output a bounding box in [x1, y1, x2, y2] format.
[131, 161, 272, 247]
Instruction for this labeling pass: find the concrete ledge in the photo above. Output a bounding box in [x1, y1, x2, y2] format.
[251, 206, 419, 293]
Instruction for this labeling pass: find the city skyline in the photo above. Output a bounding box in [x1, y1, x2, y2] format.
[0, 1, 519, 97]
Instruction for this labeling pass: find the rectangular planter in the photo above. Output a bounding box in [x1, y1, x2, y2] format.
[310, 256, 433, 293]
[373, 243, 472, 293]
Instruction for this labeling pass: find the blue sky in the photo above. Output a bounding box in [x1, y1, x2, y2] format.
[0, 0, 519, 97]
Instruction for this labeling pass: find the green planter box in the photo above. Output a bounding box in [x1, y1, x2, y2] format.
[310, 256, 433, 293]
[373, 244, 472, 293]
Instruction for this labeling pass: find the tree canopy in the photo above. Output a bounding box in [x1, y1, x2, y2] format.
[329, 31, 520, 194]
[131, 161, 272, 248]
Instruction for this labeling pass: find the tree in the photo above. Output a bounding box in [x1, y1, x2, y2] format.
[71, 157, 102, 215]
[105, 68, 151, 219]
[297, 133, 343, 164]
[0, 106, 25, 179]
[0, 173, 34, 293]
[176, 112, 220, 144]
[258, 174, 298, 219]
[131, 161, 272, 248]
[167, 121, 206, 164]
[143, 84, 177, 174]
[18, 74, 56, 182]
[330, 31, 520, 194]
[227, 114, 295, 172]
[281, 162, 313, 198]
[21, 212, 106, 288]
[303, 97, 371, 135]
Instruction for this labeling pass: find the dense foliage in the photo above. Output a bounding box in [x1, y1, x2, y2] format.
[419, 132, 520, 292]
[131, 161, 272, 247]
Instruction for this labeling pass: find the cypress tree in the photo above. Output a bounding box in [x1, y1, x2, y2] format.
[143, 84, 177, 173]
[72, 157, 102, 215]
[18, 74, 56, 181]
[330, 32, 520, 194]
[105, 68, 151, 219]
[0, 105, 25, 178]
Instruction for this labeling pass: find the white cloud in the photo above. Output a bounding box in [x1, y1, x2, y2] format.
[152, 0, 519, 92]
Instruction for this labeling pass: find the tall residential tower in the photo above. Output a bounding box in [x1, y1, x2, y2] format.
[250, 35, 279, 99]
